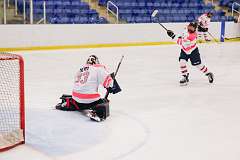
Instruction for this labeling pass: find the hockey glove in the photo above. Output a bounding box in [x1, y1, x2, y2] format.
[110, 72, 115, 79]
[167, 30, 176, 39]
[107, 79, 121, 94]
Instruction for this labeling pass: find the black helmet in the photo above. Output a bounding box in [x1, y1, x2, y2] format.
[207, 12, 213, 18]
[86, 55, 99, 65]
[189, 22, 198, 29]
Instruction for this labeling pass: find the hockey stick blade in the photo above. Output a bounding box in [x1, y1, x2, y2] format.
[151, 9, 168, 31]
[151, 9, 159, 18]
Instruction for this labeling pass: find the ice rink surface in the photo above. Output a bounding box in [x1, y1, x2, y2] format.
[1, 42, 240, 160]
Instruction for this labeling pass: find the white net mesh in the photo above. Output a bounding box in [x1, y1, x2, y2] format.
[0, 53, 24, 150]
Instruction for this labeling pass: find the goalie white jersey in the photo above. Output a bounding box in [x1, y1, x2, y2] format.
[72, 64, 113, 104]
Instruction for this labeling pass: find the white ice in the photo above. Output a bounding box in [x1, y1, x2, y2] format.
[1, 42, 240, 160]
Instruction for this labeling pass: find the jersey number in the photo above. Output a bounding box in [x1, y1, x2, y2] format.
[77, 71, 89, 84]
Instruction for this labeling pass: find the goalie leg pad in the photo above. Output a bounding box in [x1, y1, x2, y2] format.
[93, 100, 110, 120]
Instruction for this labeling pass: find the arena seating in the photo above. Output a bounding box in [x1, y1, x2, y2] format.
[100, 0, 234, 23]
[16, 0, 234, 24]
[17, 0, 109, 24]
[219, 0, 240, 9]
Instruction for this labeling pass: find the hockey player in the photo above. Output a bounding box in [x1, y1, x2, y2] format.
[197, 12, 213, 41]
[56, 55, 121, 122]
[166, 22, 214, 85]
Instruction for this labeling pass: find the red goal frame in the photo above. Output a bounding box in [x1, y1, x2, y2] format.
[0, 53, 25, 152]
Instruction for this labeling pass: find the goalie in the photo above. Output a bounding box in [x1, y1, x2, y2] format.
[56, 55, 121, 122]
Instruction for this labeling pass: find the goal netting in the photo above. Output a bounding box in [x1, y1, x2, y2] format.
[0, 52, 25, 151]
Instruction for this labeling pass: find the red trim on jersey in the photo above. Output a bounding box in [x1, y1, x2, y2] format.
[103, 75, 113, 88]
[180, 32, 197, 53]
[85, 64, 106, 69]
[187, 33, 197, 41]
[182, 44, 196, 52]
[200, 66, 205, 71]
[177, 38, 182, 45]
[72, 91, 100, 99]
[203, 68, 208, 73]
[93, 64, 106, 69]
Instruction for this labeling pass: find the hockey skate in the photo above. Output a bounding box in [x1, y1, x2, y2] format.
[55, 102, 66, 110]
[180, 73, 189, 86]
[206, 72, 214, 83]
[87, 110, 102, 122]
[205, 39, 211, 42]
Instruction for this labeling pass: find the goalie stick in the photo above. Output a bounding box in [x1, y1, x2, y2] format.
[104, 55, 124, 99]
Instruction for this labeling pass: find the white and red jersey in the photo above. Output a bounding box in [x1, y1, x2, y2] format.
[72, 64, 113, 104]
[176, 28, 197, 54]
[198, 13, 211, 28]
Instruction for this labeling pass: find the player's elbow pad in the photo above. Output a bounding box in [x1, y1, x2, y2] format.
[108, 79, 121, 94]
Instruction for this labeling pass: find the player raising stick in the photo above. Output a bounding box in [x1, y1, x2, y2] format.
[166, 22, 214, 86]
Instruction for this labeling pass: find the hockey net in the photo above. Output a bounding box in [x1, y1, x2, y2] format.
[0, 53, 25, 151]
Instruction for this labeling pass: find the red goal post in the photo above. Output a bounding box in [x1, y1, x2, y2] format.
[0, 53, 25, 151]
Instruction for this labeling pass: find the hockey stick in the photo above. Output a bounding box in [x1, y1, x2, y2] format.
[105, 55, 124, 99]
[207, 31, 221, 43]
[114, 55, 124, 78]
[151, 9, 168, 31]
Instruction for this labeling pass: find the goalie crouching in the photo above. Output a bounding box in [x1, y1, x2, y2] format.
[56, 55, 121, 122]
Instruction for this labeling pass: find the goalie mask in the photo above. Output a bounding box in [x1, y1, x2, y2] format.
[86, 55, 99, 65]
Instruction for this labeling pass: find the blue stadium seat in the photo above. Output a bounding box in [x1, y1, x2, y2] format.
[146, 2, 154, 8]
[19, 0, 108, 24]
[19, 0, 231, 24]
[57, 17, 71, 24]
[98, 17, 109, 24]
[126, 16, 135, 23]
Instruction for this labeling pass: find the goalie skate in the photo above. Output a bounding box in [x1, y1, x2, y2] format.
[87, 110, 102, 122]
